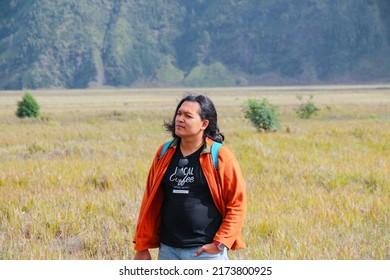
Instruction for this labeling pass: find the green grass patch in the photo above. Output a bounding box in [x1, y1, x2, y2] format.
[0, 85, 389, 259]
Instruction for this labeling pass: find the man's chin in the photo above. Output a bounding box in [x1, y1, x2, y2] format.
[175, 130, 184, 137]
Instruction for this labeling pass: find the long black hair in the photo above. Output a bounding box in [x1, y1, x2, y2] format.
[164, 93, 225, 143]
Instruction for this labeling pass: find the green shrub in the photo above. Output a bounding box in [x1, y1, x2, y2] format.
[296, 95, 319, 119]
[16, 93, 40, 118]
[243, 98, 280, 132]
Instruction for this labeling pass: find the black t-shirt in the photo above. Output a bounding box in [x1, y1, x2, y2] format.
[160, 145, 222, 248]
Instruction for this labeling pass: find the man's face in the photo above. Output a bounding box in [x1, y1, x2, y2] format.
[175, 101, 209, 139]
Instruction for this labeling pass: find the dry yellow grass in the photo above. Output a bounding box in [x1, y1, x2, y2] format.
[0, 85, 389, 259]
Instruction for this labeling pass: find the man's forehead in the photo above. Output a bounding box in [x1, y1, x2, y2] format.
[178, 101, 200, 113]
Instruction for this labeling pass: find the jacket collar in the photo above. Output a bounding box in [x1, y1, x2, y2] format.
[170, 137, 214, 155]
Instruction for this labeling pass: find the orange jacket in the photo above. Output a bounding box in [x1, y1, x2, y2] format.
[133, 137, 247, 251]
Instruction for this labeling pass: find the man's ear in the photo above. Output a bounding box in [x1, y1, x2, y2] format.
[201, 119, 209, 131]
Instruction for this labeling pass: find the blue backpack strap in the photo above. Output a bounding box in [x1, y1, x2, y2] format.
[211, 141, 222, 170]
[158, 139, 174, 160]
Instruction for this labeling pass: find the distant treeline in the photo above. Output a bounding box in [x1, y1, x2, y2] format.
[0, 0, 390, 89]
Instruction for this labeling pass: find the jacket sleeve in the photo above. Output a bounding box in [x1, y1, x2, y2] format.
[213, 146, 247, 249]
[132, 144, 165, 250]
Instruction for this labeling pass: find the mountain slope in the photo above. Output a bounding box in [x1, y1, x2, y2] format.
[0, 0, 389, 89]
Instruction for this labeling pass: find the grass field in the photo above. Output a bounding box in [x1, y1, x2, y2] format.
[0, 85, 389, 260]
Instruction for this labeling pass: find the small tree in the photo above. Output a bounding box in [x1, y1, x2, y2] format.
[243, 98, 280, 132]
[16, 93, 40, 118]
[296, 95, 319, 119]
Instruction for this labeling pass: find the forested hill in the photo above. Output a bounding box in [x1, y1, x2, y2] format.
[1, 0, 389, 90]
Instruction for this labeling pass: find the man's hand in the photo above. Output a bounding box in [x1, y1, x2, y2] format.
[133, 249, 152, 260]
[194, 243, 221, 257]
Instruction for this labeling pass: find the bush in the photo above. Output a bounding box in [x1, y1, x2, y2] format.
[16, 93, 40, 118]
[296, 95, 319, 119]
[243, 98, 280, 132]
